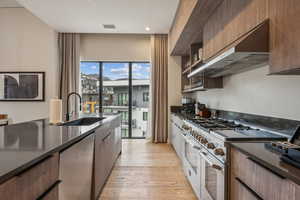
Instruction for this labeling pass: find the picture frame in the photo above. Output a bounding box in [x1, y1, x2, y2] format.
[0, 72, 45, 101]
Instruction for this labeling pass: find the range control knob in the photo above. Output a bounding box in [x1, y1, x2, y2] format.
[207, 143, 216, 149]
[182, 124, 191, 131]
[196, 135, 203, 140]
[214, 148, 225, 156]
[200, 138, 208, 144]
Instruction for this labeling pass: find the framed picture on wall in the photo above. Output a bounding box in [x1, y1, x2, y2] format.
[0, 72, 45, 101]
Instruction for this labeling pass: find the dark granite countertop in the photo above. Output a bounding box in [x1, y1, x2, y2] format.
[229, 142, 300, 185]
[0, 113, 120, 184]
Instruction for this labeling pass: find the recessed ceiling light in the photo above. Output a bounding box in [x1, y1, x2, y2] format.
[145, 27, 150, 31]
[103, 24, 116, 29]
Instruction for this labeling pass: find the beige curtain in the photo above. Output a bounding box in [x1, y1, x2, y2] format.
[58, 33, 80, 120]
[151, 34, 168, 143]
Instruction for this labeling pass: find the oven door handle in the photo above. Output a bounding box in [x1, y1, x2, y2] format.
[186, 138, 201, 150]
[200, 152, 224, 171]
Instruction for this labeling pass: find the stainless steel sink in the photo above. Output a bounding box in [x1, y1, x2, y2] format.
[60, 117, 105, 126]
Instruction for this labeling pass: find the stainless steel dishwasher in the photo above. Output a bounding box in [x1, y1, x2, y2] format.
[59, 133, 95, 200]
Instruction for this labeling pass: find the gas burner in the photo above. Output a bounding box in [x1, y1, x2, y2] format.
[189, 118, 250, 131]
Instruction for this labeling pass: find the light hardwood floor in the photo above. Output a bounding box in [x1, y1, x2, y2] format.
[99, 139, 197, 200]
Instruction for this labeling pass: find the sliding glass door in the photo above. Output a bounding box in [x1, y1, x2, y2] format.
[80, 62, 101, 113]
[102, 62, 130, 138]
[131, 63, 150, 138]
[80, 61, 150, 139]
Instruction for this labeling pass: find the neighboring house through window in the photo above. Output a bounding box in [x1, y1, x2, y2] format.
[143, 112, 148, 121]
[143, 92, 149, 102]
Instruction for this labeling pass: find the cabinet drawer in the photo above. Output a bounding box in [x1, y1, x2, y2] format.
[37, 180, 61, 200]
[17, 153, 59, 200]
[0, 178, 17, 200]
[231, 148, 284, 200]
[231, 176, 262, 200]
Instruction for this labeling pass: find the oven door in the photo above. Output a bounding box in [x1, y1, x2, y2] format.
[183, 137, 201, 199]
[200, 150, 225, 200]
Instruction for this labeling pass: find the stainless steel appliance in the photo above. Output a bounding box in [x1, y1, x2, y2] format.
[181, 117, 286, 200]
[59, 133, 95, 200]
[182, 96, 194, 104]
[182, 135, 202, 199]
[200, 148, 224, 200]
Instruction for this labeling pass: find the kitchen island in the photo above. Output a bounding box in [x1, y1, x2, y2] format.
[0, 113, 121, 200]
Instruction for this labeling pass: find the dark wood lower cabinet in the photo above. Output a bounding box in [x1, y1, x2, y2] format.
[0, 120, 122, 200]
[0, 178, 17, 200]
[17, 153, 59, 200]
[93, 126, 122, 200]
[231, 177, 262, 200]
[0, 153, 60, 200]
[41, 184, 59, 200]
[230, 147, 300, 200]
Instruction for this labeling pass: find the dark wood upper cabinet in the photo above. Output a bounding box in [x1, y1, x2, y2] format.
[169, 0, 223, 56]
[203, 0, 269, 61]
[269, 0, 300, 74]
[172, 0, 300, 76]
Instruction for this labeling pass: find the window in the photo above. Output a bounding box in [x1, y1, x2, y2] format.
[143, 92, 149, 102]
[143, 112, 148, 121]
[81, 61, 150, 138]
[80, 62, 100, 113]
[120, 111, 129, 121]
[117, 93, 128, 106]
[103, 108, 112, 113]
[122, 128, 129, 137]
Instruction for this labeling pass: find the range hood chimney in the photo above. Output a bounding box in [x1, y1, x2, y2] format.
[188, 21, 269, 78]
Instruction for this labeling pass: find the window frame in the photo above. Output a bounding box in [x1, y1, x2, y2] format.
[80, 61, 150, 139]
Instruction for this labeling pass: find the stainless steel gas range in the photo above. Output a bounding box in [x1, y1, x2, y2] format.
[180, 117, 286, 200]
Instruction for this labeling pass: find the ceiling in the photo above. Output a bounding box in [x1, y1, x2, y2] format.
[0, 0, 22, 7]
[16, 0, 179, 33]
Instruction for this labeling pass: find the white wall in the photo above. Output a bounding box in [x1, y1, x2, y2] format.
[0, 8, 59, 123]
[80, 34, 150, 61]
[190, 66, 300, 121]
[168, 35, 182, 141]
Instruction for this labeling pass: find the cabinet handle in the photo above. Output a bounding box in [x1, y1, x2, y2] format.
[235, 177, 263, 200]
[102, 132, 112, 142]
[247, 157, 285, 180]
[36, 180, 62, 200]
[16, 154, 53, 176]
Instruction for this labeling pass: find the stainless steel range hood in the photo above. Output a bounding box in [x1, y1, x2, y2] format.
[188, 21, 269, 78]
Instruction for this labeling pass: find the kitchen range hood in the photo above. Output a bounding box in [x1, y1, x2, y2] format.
[188, 21, 269, 78]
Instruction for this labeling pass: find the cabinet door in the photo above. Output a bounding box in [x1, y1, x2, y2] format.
[103, 131, 114, 177]
[203, 0, 269, 60]
[41, 184, 59, 200]
[93, 132, 107, 199]
[115, 126, 122, 157]
[0, 178, 17, 200]
[231, 176, 262, 200]
[269, 0, 300, 74]
[18, 153, 59, 200]
[59, 135, 94, 200]
[280, 179, 300, 200]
